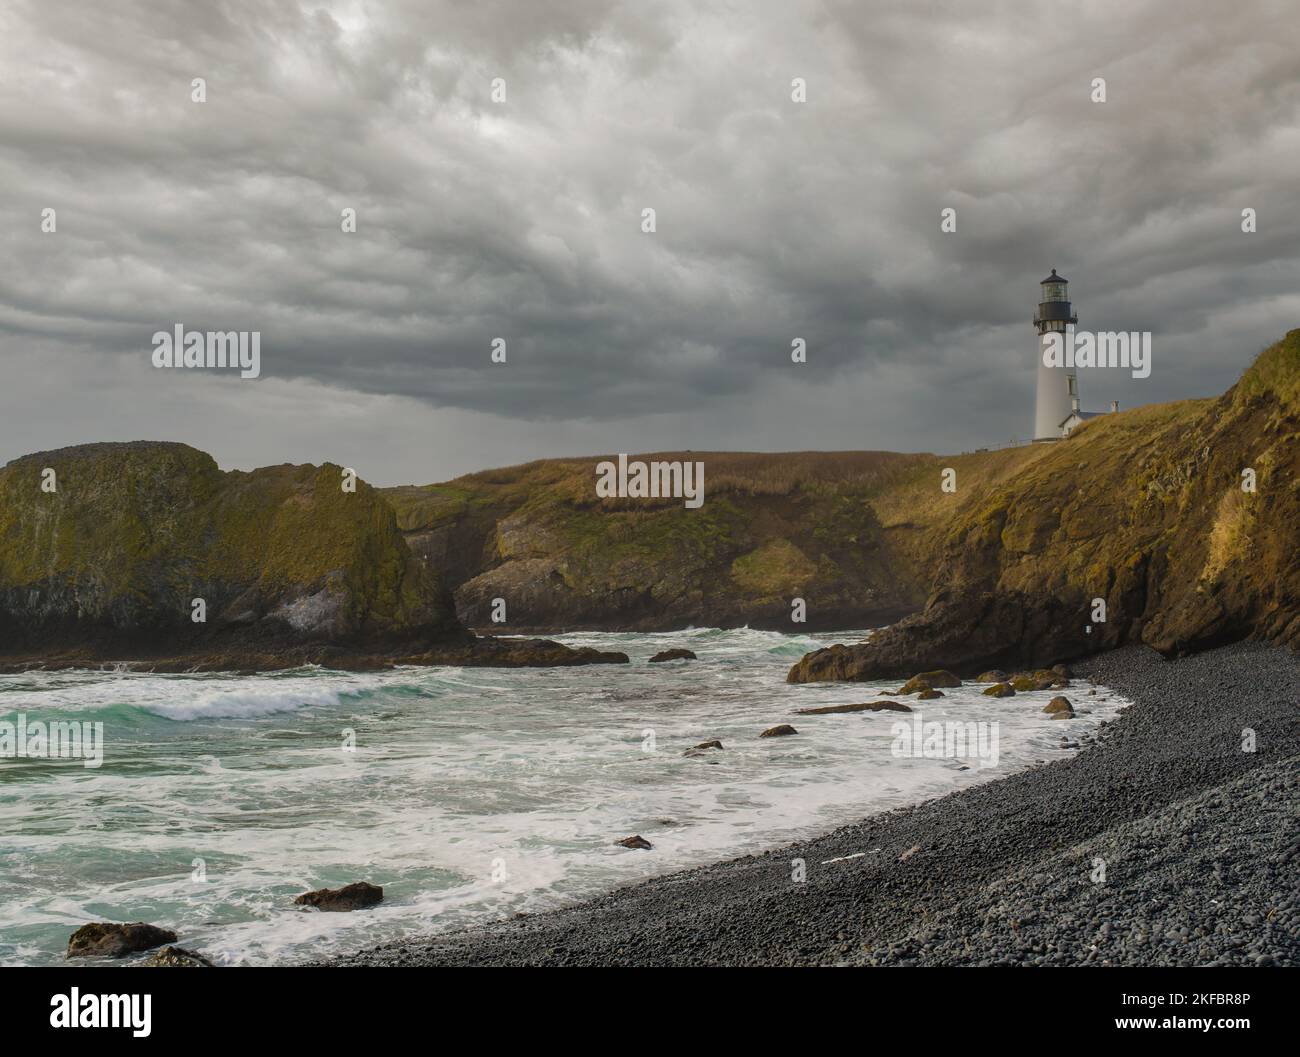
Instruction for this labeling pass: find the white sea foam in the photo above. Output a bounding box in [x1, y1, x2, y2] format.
[0, 628, 1131, 966]
[0, 669, 391, 719]
[143, 686, 345, 721]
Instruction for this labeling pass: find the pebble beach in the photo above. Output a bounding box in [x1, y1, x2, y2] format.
[328, 642, 1299, 967]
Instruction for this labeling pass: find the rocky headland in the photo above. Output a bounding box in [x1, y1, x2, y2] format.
[379, 331, 1299, 663]
[788, 330, 1300, 682]
[0, 442, 625, 671]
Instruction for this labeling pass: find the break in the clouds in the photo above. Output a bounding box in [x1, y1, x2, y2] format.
[1, 0, 1298, 483]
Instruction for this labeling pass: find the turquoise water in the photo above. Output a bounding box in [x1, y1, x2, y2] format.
[0, 628, 1128, 965]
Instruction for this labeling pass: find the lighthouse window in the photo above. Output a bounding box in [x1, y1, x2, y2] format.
[1044, 283, 1066, 301]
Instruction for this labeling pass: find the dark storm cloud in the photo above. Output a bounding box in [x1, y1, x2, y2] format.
[1, 0, 1298, 478]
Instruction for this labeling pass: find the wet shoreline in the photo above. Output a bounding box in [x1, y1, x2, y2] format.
[325, 642, 1299, 966]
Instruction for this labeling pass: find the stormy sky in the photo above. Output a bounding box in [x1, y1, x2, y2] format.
[2, 0, 1298, 485]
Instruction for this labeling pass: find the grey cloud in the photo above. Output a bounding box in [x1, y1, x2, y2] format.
[0, 0, 1297, 480]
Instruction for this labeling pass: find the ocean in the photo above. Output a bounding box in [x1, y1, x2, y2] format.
[0, 628, 1129, 965]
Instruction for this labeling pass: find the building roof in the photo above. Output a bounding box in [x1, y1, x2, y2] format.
[1059, 409, 1104, 427]
[1041, 268, 1068, 284]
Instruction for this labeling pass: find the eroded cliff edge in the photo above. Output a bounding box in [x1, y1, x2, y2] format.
[788, 330, 1300, 682]
[382, 448, 1057, 632]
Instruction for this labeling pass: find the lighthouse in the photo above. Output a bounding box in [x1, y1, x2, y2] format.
[1033, 268, 1078, 441]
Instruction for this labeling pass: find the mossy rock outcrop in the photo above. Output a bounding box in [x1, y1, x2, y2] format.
[382, 440, 1073, 634]
[381, 450, 1016, 632]
[1010, 674, 1055, 692]
[0, 441, 465, 662]
[912, 669, 961, 688]
[974, 670, 1008, 683]
[898, 670, 960, 693]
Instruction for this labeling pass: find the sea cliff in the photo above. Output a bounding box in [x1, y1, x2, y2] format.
[789, 330, 1300, 681]
[0, 442, 624, 671]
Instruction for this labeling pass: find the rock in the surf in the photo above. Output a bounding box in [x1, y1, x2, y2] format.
[67, 922, 177, 959]
[794, 701, 911, 715]
[294, 881, 383, 912]
[649, 648, 697, 662]
[140, 945, 214, 967]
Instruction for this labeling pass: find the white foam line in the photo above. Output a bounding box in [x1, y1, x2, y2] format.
[428, 675, 515, 693]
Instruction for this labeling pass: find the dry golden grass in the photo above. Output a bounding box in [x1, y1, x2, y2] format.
[497, 450, 932, 498]
[1201, 486, 1253, 583]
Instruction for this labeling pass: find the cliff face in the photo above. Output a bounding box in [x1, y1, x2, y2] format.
[383, 451, 1000, 631]
[383, 440, 1075, 633]
[788, 330, 1300, 681]
[0, 441, 463, 656]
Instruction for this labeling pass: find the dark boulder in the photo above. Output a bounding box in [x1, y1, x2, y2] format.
[794, 700, 912, 715]
[1010, 673, 1055, 692]
[909, 669, 961, 688]
[649, 648, 697, 662]
[760, 724, 799, 738]
[67, 922, 177, 959]
[139, 945, 213, 967]
[1044, 696, 1075, 718]
[616, 835, 653, 850]
[982, 682, 1016, 698]
[427, 637, 629, 668]
[294, 881, 383, 912]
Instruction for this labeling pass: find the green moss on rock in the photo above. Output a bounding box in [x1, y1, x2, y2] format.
[730, 538, 817, 597]
[0, 441, 459, 650]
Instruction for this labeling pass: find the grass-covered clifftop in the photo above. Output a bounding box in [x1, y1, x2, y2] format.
[383, 447, 1055, 631]
[383, 330, 1299, 667]
[789, 329, 1300, 681]
[0, 441, 463, 657]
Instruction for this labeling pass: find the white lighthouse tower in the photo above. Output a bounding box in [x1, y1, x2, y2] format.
[1033, 268, 1079, 441]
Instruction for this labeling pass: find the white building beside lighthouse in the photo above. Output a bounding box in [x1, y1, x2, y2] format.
[1033, 269, 1078, 441]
